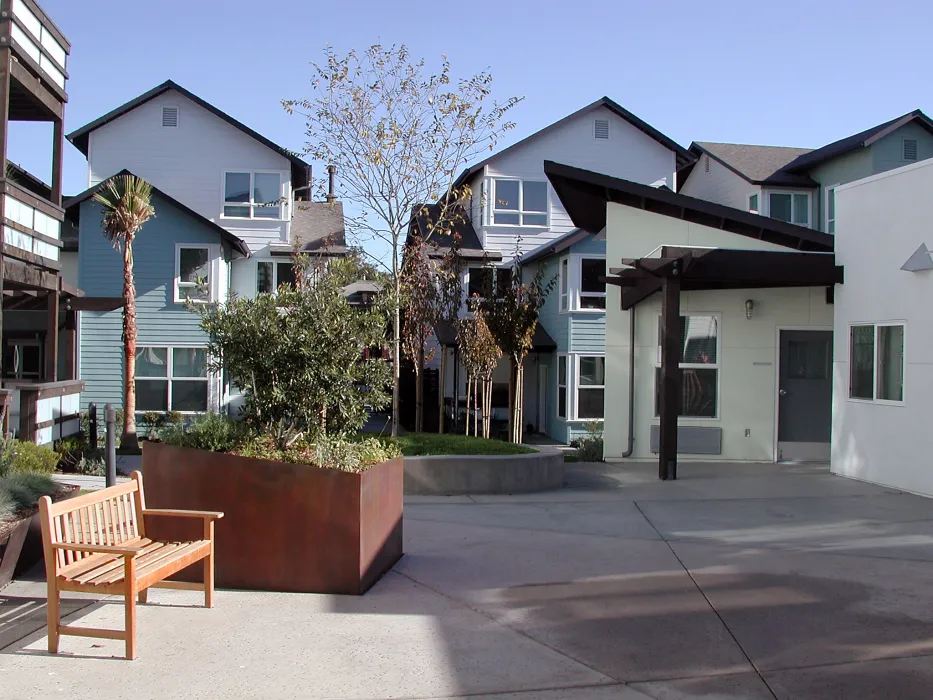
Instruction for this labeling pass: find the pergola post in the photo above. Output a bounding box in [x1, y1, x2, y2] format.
[658, 272, 681, 480]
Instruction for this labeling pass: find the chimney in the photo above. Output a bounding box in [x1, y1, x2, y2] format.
[326, 165, 336, 203]
[304, 164, 313, 201]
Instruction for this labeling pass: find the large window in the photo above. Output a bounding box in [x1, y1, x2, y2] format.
[849, 323, 904, 403]
[769, 192, 810, 227]
[136, 347, 209, 413]
[223, 171, 283, 219]
[491, 179, 548, 227]
[579, 258, 606, 309]
[175, 245, 211, 303]
[654, 315, 719, 418]
[557, 355, 567, 419]
[467, 266, 509, 300]
[257, 261, 297, 294]
[576, 356, 605, 419]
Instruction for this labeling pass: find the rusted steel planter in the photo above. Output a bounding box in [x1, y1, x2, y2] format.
[0, 483, 79, 589]
[142, 443, 403, 595]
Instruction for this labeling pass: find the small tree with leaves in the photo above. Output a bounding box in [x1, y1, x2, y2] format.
[284, 44, 520, 437]
[400, 236, 437, 433]
[456, 309, 501, 438]
[478, 263, 554, 444]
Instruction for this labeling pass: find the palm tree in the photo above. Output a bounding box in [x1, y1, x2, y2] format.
[93, 175, 155, 450]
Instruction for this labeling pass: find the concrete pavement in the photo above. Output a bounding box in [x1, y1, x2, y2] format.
[4, 461, 933, 699]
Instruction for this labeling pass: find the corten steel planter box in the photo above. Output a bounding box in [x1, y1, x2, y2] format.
[142, 443, 403, 595]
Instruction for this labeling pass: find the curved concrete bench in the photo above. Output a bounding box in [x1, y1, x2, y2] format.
[404, 446, 565, 496]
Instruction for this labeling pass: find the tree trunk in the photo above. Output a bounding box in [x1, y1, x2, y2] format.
[121, 242, 139, 451]
[464, 375, 471, 436]
[507, 357, 515, 443]
[473, 378, 478, 437]
[414, 343, 424, 433]
[438, 347, 446, 434]
[391, 271, 401, 438]
[516, 361, 524, 445]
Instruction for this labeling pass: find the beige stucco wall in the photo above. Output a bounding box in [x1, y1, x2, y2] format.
[604, 204, 834, 462]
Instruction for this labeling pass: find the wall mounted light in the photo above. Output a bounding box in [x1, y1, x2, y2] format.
[745, 299, 755, 320]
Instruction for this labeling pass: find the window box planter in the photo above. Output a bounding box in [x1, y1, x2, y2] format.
[141, 442, 403, 595]
[0, 484, 79, 589]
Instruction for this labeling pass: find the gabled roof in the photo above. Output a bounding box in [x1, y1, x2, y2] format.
[66, 80, 311, 190]
[782, 109, 933, 173]
[64, 170, 250, 258]
[290, 200, 346, 253]
[544, 161, 834, 253]
[682, 142, 817, 188]
[453, 96, 692, 189]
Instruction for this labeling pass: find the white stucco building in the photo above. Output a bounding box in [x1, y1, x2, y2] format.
[831, 159, 930, 495]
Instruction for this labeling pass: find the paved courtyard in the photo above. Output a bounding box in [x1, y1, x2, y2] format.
[4, 461, 933, 699]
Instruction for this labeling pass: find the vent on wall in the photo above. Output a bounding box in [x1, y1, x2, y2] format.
[594, 119, 609, 139]
[704, 155, 710, 173]
[162, 106, 179, 128]
[904, 139, 918, 161]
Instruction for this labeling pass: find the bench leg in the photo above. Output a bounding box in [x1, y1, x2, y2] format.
[124, 557, 137, 660]
[47, 583, 60, 655]
[138, 589, 148, 605]
[204, 520, 215, 608]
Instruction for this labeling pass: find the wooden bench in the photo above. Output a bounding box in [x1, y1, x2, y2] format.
[38, 470, 223, 660]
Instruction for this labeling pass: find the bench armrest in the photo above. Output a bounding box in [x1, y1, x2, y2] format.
[51, 542, 146, 557]
[142, 509, 224, 520]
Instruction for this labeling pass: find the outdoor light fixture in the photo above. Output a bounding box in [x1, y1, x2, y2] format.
[745, 299, 755, 320]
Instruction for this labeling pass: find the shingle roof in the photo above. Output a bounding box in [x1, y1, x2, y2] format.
[410, 203, 502, 261]
[290, 200, 346, 253]
[693, 142, 815, 185]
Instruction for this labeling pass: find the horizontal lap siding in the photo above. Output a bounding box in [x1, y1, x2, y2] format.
[570, 315, 605, 353]
[78, 196, 222, 411]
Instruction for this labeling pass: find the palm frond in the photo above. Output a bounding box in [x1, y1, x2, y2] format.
[92, 174, 155, 249]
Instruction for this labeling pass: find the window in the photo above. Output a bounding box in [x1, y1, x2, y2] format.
[559, 258, 569, 311]
[825, 186, 837, 234]
[576, 356, 605, 419]
[467, 266, 509, 300]
[223, 171, 282, 219]
[849, 323, 905, 403]
[748, 193, 759, 214]
[769, 192, 810, 226]
[654, 315, 719, 418]
[175, 245, 211, 303]
[579, 258, 606, 309]
[136, 347, 209, 413]
[904, 139, 918, 161]
[161, 106, 179, 128]
[491, 179, 548, 227]
[257, 261, 297, 294]
[594, 119, 610, 139]
[557, 356, 567, 419]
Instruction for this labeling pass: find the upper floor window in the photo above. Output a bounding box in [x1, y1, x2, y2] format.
[257, 260, 297, 294]
[748, 193, 759, 214]
[467, 265, 509, 300]
[560, 256, 606, 312]
[825, 185, 838, 234]
[224, 171, 282, 219]
[769, 192, 810, 227]
[492, 179, 548, 227]
[175, 245, 211, 303]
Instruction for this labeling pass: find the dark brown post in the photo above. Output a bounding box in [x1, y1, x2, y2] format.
[51, 117, 64, 205]
[0, 47, 11, 383]
[658, 271, 682, 480]
[63, 309, 77, 380]
[45, 288, 59, 381]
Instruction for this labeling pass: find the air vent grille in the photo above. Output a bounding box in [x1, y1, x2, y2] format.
[594, 119, 609, 140]
[904, 139, 918, 161]
[162, 106, 179, 128]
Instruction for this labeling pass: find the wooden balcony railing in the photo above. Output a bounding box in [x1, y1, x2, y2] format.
[6, 379, 83, 444]
[0, 0, 70, 99]
[0, 178, 63, 271]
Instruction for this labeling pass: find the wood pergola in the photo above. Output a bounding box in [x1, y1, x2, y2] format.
[605, 246, 844, 480]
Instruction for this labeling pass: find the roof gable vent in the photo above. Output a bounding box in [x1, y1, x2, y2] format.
[904, 138, 918, 161]
[162, 106, 179, 128]
[594, 119, 609, 140]
[704, 155, 710, 173]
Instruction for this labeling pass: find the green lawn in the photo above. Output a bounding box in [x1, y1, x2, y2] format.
[384, 433, 537, 456]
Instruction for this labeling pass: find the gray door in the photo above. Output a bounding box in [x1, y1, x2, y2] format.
[778, 330, 833, 461]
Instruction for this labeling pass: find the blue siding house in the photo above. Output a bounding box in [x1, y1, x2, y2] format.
[66, 173, 248, 413]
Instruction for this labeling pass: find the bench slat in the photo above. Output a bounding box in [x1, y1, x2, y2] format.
[46, 480, 138, 518]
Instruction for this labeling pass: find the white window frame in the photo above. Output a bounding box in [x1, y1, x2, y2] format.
[576, 255, 607, 312]
[847, 321, 906, 406]
[573, 354, 606, 422]
[174, 244, 214, 304]
[466, 264, 508, 303]
[135, 345, 212, 415]
[748, 192, 759, 214]
[489, 178, 549, 228]
[654, 312, 721, 420]
[256, 259, 300, 296]
[559, 257, 569, 311]
[767, 190, 812, 228]
[557, 354, 568, 420]
[825, 184, 839, 234]
[560, 254, 606, 313]
[221, 170, 286, 220]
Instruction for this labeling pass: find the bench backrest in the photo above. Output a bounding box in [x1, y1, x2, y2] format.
[39, 472, 148, 569]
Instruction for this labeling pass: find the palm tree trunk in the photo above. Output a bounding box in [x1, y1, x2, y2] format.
[121, 243, 139, 450]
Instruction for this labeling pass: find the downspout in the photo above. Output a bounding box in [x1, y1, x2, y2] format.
[621, 306, 636, 458]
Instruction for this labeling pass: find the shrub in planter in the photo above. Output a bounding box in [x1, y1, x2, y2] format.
[0, 439, 60, 476]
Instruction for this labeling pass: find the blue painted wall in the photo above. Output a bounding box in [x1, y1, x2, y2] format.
[77, 194, 230, 410]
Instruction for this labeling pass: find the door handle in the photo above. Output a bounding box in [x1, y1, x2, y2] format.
[779, 389, 788, 396]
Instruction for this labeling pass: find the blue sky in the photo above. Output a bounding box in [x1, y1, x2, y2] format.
[14, 0, 932, 206]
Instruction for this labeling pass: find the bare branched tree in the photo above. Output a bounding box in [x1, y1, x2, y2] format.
[284, 44, 521, 436]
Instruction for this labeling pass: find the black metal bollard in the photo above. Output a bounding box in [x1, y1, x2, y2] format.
[88, 402, 98, 450]
[105, 403, 117, 487]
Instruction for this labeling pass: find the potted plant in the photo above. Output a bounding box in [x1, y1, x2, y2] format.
[0, 439, 78, 588]
[143, 255, 399, 595]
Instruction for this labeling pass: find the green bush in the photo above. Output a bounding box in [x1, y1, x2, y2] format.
[0, 438, 61, 478]
[55, 436, 86, 472]
[1, 472, 58, 512]
[0, 486, 14, 521]
[160, 412, 249, 453]
[140, 411, 165, 440]
[571, 421, 604, 463]
[236, 434, 400, 473]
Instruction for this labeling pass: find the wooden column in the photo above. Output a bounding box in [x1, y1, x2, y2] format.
[63, 309, 77, 380]
[45, 289, 59, 382]
[51, 118, 64, 206]
[658, 272, 682, 480]
[0, 48, 11, 385]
